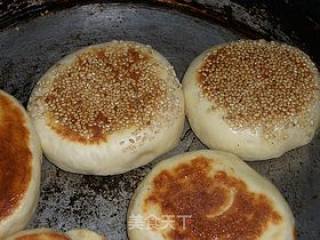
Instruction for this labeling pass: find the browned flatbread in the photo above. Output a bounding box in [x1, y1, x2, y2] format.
[0, 90, 42, 238]
[183, 40, 320, 160]
[128, 150, 295, 240]
[28, 41, 184, 175]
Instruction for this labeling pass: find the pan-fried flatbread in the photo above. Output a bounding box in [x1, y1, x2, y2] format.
[0, 90, 42, 238]
[128, 150, 295, 240]
[28, 41, 184, 175]
[183, 40, 320, 160]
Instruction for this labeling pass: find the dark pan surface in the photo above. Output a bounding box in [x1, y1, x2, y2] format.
[0, 3, 319, 240]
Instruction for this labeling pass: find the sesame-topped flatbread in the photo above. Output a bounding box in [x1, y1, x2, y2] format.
[128, 150, 295, 240]
[183, 40, 320, 160]
[0, 90, 42, 238]
[28, 41, 184, 175]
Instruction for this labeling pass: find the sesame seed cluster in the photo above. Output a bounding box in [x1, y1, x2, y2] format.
[36, 42, 180, 141]
[198, 40, 319, 135]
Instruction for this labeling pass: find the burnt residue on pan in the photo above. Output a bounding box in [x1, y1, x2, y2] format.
[0, 1, 319, 240]
[1, 0, 320, 64]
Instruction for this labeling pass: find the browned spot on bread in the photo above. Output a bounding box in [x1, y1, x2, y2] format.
[293, 227, 298, 240]
[40, 43, 170, 144]
[15, 232, 70, 240]
[145, 157, 282, 240]
[0, 93, 32, 220]
[46, 113, 107, 144]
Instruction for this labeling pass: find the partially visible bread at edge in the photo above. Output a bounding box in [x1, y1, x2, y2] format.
[28, 40, 184, 175]
[183, 40, 320, 160]
[128, 150, 295, 240]
[66, 229, 106, 240]
[5, 228, 106, 240]
[0, 90, 42, 238]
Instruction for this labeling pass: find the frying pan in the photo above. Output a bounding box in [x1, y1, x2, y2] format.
[0, 1, 319, 239]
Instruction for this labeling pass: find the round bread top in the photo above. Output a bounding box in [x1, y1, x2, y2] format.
[30, 41, 180, 144]
[197, 40, 319, 135]
[14, 232, 69, 240]
[0, 92, 32, 221]
[144, 156, 284, 239]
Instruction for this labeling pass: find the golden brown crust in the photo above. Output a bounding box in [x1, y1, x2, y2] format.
[15, 232, 70, 240]
[198, 40, 319, 134]
[0, 93, 32, 220]
[46, 113, 107, 144]
[40, 42, 170, 144]
[144, 156, 282, 240]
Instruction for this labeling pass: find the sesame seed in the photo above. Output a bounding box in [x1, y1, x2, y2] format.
[198, 40, 320, 136]
[33, 41, 182, 141]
